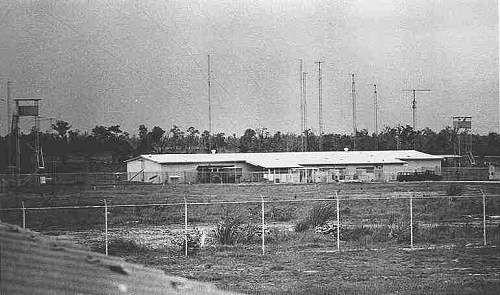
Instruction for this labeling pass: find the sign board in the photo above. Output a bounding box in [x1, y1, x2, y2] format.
[18, 105, 39, 116]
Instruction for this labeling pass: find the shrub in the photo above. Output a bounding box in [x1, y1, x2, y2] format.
[214, 215, 245, 245]
[294, 220, 310, 232]
[294, 202, 337, 232]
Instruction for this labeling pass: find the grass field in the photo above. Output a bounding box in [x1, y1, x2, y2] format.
[1, 181, 500, 294]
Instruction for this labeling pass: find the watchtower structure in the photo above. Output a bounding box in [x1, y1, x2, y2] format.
[11, 98, 44, 183]
[452, 116, 473, 166]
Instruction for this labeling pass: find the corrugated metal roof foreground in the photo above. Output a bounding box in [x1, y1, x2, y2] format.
[127, 150, 442, 168]
[0, 223, 239, 295]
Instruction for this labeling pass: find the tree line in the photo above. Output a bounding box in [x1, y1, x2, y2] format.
[0, 120, 499, 172]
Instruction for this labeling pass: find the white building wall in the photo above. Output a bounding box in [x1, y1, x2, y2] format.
[127, 159, 163, 183]
[126, 153, 443, 184]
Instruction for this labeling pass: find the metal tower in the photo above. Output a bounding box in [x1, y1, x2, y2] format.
[402, 89, 431, 130]
[351, 74, 357, 151]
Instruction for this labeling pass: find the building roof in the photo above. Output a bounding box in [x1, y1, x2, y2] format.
[126, 150, 443, 169]
[0, 222, 238, 295]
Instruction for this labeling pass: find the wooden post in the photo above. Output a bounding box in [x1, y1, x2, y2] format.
[104, 199, 108, 256]
[21, 201, 26, 229]
[184, 195, 188, 257]
[336, 192, 340, 251]
[410, 193, 413, 249]
[261, 196, 265, 255]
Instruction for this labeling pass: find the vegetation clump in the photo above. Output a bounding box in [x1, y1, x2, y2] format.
[294, 202, 337, 232]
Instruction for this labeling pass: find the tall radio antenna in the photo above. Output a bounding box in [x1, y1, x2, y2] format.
[315, 61, 323, 150]
[351, 74, 357, 151]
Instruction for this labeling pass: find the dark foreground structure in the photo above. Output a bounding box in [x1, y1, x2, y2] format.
[0, 222, 238, 295]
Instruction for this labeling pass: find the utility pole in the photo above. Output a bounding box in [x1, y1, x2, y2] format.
[315, 61, 323, 151]
[402, 89, 431, 131]
[303, 72, 308, 152]
[351, 74, 357, 151]
[299, 59, 304, 152]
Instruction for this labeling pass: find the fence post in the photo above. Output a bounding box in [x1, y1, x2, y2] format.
[409, 192, 413, 249]
[336, 192, 340, 251]
[480, 189, 487, 246]
[104, 199, 108, 256]
[21, 201, 26, 229]
[184, 195, 188, 257]
[261, 195, 265, 255]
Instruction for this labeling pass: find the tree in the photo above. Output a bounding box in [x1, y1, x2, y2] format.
[167, 125, 185, 152]
[185, 127, 200, 153]
[240, 128, 257, 152]
[51, 120, 71, 138]
[150, 126, 166, 153]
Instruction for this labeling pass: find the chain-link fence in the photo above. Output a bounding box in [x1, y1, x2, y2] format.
[1, 189, 499, 257]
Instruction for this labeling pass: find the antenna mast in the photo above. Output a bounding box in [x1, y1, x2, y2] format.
[351, 74, 357, 151]
[303, 72, 308, 152]
[208, 54, 212, 135]
[299, 59, 304, 152]
[6, 81, 12, 169]
[402, 89, 431, 131]
[315, 61, 323, 150]
[373, 84, 378, 135]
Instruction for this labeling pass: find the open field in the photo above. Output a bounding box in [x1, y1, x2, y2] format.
[1, 181, 500, 293]
[120, 246, 500, 294]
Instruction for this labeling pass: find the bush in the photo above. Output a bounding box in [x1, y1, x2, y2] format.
[295, 202, 337, 232]
[214, 215, 246, 245]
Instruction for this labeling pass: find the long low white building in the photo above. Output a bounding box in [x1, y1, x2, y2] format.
[125, 150, 443, 184]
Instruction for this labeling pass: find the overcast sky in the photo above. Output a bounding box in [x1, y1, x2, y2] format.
[0, 0, 498, 136]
